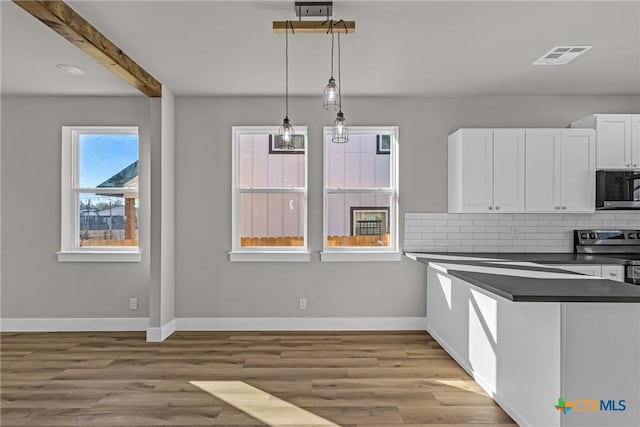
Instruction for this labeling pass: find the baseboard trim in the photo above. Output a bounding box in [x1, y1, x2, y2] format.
[176, 317, 427, 331]
[0, 317, 149, 332]
[0, 316, 427, 333]
[146, 319, 176, 342]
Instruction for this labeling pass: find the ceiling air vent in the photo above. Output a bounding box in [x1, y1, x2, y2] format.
[533, 45, 593, 65]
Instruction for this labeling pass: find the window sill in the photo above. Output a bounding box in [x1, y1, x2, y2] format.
[57, 251, 141, 263]
[228, 251, 311, 262]
[320, 251, 402, 262]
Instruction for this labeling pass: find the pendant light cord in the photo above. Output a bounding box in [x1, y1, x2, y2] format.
[285, 20, 290, 118]
[337, 32, 342, 111]
[330, 31, 335, 79]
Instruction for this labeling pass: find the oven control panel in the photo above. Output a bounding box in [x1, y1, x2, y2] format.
[575, 230, 640, 245]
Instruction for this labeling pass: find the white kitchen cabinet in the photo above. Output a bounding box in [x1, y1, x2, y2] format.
[601, 265, 625, 282]
[449, 129, 525, 213]
[525, 129, 595, 213]
[556, 264, 624, 282]
[571, 114, 640, 169]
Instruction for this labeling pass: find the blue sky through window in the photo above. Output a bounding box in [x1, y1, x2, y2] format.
[79, 134, 138, 188]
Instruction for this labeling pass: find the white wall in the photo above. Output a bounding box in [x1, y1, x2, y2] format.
[174, 95, 639, 319]
[1, 96, 152, 318]
[1, 94, 639, 321]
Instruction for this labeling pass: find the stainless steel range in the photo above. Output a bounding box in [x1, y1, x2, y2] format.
[574, 229, 640, 284]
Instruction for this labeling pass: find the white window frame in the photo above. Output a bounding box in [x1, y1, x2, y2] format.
[321, 126, 401, 262]
[229, 126, 310, 262]
[58, 126, 141, 262]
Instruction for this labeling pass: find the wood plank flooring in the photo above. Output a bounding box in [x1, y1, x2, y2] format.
[0, 331, 516, 426]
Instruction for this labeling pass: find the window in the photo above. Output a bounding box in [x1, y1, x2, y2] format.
[230, 126, 309, 262]
[58, 126, 140, 262]
[322, 127, 400, 262]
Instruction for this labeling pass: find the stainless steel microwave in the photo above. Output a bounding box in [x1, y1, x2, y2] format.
[596, 170, 640, 210]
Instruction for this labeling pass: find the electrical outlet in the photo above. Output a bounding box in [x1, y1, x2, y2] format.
[129, 298, 138, 310]
[298, 297, 307, 310]
[511, 228, 521, 239]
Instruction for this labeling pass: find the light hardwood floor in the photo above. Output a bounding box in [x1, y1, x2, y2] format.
[1, 331, 516, 426]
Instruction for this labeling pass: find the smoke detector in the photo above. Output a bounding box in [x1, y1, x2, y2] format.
[533, 46, 593, 65]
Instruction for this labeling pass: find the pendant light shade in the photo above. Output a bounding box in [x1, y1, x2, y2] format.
[323, 32, 339, 110]
[279, 116, 295, 145]
[331, 32, 349, 143]
[323, 77, 339, 110]
[332, 111, 349, 143]
[279, 21, 295, 149]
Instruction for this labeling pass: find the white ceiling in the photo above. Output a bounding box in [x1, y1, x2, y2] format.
[2, 1, 639, 96]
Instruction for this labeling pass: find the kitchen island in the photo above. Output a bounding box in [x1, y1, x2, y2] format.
[407, 253, 640, 427]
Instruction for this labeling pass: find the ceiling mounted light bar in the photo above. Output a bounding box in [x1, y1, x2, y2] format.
[295, 1, 332, 17]
[273, 20, 355, 33]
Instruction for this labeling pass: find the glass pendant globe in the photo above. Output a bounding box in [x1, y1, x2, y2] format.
[331, 111, 349, 143]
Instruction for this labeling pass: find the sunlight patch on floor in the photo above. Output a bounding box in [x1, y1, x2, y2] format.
[432, 379, 488, 397]
[190, 380, 340, 426]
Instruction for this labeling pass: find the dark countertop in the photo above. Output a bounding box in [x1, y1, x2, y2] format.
[409, 252, 628, 265]
[406, 252, 640, 303]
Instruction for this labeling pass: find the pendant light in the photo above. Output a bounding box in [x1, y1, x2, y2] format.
[279, 21, 295, 148]
[322, 29, 339, 110]
[332, 32, 348, 143]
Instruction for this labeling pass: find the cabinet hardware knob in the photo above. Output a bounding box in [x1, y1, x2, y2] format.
[488, 206, 493, 210]
[495, 206, 500, 210]
[555, 206, 560, 210]
[609, 272, 616, 276]
[562, 206, 567, 210]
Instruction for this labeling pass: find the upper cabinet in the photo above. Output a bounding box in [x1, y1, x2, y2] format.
[448, 129, 525, 213]
[449, 128, 594, 214]
[571, 114, 640, 169]
[525, 129, 596, 213]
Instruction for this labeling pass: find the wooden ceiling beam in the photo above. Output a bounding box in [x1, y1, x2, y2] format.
[273, 20, 356, 34]
[13, 0, 161, 97]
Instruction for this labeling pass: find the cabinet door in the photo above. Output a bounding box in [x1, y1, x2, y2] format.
[632, 115, 640, 169]
[493, 130, 525, 212]
[560, 130, 595, 213]
[460, 130, 493, 212]
[525, 130, 561, 212]
[601, 265, 624, 282]
[596, 115, 631, 169]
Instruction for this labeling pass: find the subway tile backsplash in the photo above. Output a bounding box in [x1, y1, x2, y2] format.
[404, 212, 640, 253]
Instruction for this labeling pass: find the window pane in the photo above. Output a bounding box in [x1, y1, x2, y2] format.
[326, 134, 391, 188]
[239, 134, 305, 188]
[79, 133, 138, 188]
[327, 193, 391, 247]
[78, 193, 138, 247]
[239, 192, 304, 246]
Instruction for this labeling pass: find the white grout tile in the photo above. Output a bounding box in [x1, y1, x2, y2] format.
[462, 239, 485, 246]
[422, 219, 448, 226]
[486, 226, 512, 233]
[487, 213, 514, 219]
[407, 226, 436, 233]
[473, 220, 500, 226]
[459, 214, 488, 220]
[447, 219, 474, 226]
[422, 232, 447, 239]
[447, 233, 474, 240]
[473, 233, 500, 239]
[436, 226, 461, 233]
